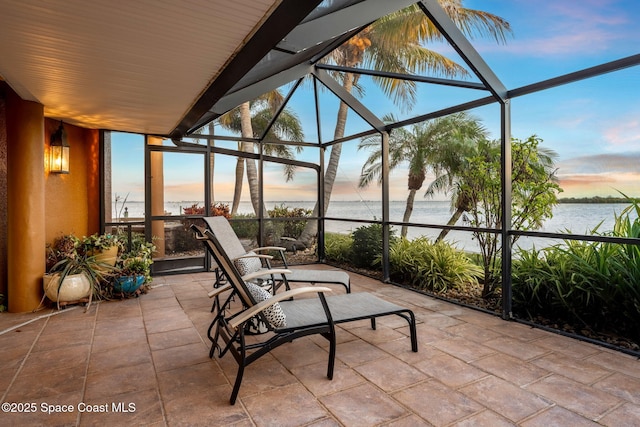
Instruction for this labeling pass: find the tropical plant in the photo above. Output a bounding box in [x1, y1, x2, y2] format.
[114, 234, 156, 289]
[295, 1, 511, 249]
[324, 232, 354, 264]
[358, 112, 488, 237]
[45, 234, 116, 308]
[451, 135, 561, 297]
[48, 254, 109, 296]
[388, 237, 483, 293]
[512, 194, 640, 345]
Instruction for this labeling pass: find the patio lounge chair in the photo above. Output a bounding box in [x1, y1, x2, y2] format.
[191, 225, 418, 405]
[203, 216, 351, 294]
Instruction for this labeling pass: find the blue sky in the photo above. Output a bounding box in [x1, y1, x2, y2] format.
[112, 0, 640, 203]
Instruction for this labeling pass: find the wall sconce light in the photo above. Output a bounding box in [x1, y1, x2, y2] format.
[50, 121, 70, 174]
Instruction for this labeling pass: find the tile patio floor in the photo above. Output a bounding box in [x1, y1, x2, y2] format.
[1, 266, 639, 426]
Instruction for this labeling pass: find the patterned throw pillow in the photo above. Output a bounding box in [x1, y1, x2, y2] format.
[245, 282, 287, 328]
[234, 252, 262, 276]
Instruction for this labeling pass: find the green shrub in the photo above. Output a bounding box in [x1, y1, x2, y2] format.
[389, 237, 483, 292]
[267, 204, 312, 239]
[230, 214, 259, 240]
[351, 223, 396, 268]
[324, 233, 353, 263]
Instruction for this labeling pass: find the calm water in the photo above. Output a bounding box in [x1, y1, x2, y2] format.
[117, 200, 636, 252]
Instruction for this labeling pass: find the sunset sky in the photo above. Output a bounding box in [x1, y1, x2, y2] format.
[112, 0, 640, 203]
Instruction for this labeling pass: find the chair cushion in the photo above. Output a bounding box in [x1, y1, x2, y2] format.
[245, 282, 287, 328]
[234, 252, 262, 276]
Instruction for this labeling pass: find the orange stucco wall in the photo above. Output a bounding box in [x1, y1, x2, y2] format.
[44, 119, 100, 242]
[0, 84, 9, 303]
[6, 86, 46, 312]
[0, 81, 101, 311]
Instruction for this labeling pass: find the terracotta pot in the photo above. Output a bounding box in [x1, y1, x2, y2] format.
[43, 273, 92, 302]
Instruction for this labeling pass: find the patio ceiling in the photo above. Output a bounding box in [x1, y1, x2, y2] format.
[0, 0, 422, 138]
[0, 0, 313, 135]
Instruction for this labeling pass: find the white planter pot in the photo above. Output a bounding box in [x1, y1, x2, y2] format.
[43, 273, 92, 302]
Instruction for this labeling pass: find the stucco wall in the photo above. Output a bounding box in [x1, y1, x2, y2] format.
[44, 119, 100, 243]
[0, 81, 101, 310]
[0, 84, 8, 300]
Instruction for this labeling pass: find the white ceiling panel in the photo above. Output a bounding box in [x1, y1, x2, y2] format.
[0, 0, 279, 134]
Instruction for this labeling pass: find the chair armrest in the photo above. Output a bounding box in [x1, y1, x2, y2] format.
[229, 286, 333, 330]
[234, 253, 273, 260]
[207, 283, 232, 298]
[253, 246, 287, 252]
[242, 268, 292, 282]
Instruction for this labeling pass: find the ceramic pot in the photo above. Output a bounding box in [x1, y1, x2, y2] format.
[91, 245, 118, 268]
[43, 273, 92, 302]
[113, 275, 144, 293]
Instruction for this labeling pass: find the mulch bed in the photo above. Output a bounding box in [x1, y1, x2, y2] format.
[171, 247, 640, 354]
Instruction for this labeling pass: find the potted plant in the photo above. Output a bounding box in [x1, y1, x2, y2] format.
[112, 234, 155, 296]
[112, 257, 147, 294]
[80, 233, 122, 267]
[44, 234, 115, 309]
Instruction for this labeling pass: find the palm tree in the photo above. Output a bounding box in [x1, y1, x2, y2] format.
[358, 112, 488, 238]
[295, 1, 511, 248]
[218, 93, 304, 216]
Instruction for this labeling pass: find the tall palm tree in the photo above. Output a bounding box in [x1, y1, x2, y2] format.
[218, 93, 304, 216]
[295, 0, 511, 248]
[358, 112, 488, 238]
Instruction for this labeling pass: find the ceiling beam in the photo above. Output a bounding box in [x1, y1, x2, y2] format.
[277, 0, 416, 53]
[313, 68, 385, 132]
[508, 53, 640, 98]
[418, 0, 508, 102]
[315, 63, 487, 90]
[170, 0, 323, 140]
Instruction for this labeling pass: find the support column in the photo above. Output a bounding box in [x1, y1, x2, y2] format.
[148, 136, 165, 256]
[6, 90, 45, 312]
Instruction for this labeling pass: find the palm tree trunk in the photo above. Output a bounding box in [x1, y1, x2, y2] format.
[238, 102, 268, 217]
[230, 146, 245, 215]
[231, 102, 253, 215]
[401, 189, 417, 238]
[245, 147, 267, 217]
[296, 73, 354, 248]
[436, 208, 465, 242]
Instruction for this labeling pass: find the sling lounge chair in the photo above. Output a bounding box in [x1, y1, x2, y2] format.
[191, 225, 418, 405]
[203, 216, 351, 294]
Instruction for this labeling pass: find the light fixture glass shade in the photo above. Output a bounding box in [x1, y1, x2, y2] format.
[50, 122, 70, 173]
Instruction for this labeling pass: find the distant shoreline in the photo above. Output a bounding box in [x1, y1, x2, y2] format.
[558, 196, 636, 204]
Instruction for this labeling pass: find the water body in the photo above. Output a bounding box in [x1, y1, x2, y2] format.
[118, 200, 635, 252]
